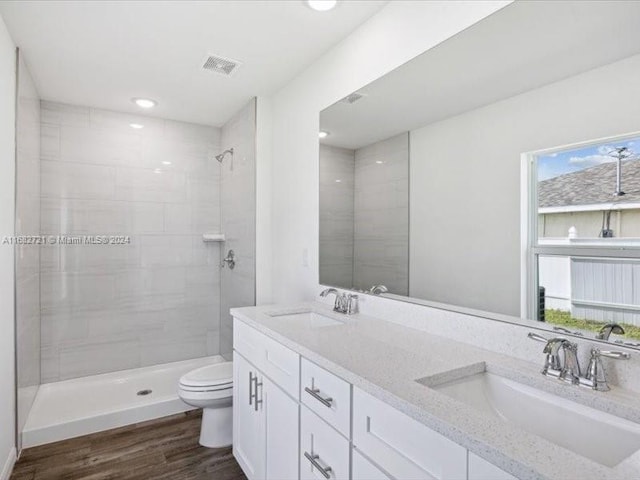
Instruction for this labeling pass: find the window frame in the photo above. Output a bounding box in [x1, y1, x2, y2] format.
[520, 131, 640, 321]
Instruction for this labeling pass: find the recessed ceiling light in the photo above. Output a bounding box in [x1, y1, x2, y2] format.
[335, 179, 342, 183]
[132, 98, 157, 109]
[162, 161, 172, 165]
[375, 160, 384, 164]
[153, 168, 163, 174]
[307, 0, 337, 11]
[129, 123, 144, 129]
[319, 131, 329, 139]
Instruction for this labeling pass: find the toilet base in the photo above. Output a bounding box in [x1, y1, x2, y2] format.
[199, 405, 232, 448]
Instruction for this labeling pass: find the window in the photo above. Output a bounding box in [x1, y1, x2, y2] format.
[523, 133, 640, 342]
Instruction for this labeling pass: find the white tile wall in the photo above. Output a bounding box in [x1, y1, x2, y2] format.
[319, 144, 355, 289]
[219, 99, 257, 359]
[40, 101, 222, 382]
[354, 132, 409, 295]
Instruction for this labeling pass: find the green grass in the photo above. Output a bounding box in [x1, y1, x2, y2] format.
[544, 309, 640, 340]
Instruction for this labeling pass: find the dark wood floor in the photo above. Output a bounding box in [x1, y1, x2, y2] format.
[10, 411, 247, 480]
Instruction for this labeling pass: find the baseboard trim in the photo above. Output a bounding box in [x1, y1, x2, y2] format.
[0, 447, 16, 480]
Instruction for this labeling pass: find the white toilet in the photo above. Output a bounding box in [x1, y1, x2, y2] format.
[178, 361, 233, 448]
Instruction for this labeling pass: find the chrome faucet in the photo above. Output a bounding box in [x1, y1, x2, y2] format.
[596, 323, 625, 341]
[559, 341, 580, 385]
[319, 288, 359, 315]
[368, 285, 389, 295]
[528, 332, 630, 391]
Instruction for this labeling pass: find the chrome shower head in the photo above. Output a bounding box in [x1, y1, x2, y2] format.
[215, 148, 234, 163]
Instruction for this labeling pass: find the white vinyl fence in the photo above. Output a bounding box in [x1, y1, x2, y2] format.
[539, 256, 640, 326]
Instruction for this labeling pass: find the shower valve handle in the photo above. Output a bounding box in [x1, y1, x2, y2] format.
[221, 249, 236, 270]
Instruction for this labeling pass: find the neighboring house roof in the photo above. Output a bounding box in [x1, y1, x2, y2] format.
[539, 159, 640, 208]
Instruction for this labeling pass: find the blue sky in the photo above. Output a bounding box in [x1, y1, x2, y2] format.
[537, 136, 640, 181]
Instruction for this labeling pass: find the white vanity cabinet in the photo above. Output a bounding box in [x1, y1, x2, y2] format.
[233, 317, 518, 480]
[233, 321, 300, 480]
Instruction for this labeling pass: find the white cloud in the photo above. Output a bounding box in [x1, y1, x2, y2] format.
[568, 154, 615, 166]
[597, 145, 617, 155]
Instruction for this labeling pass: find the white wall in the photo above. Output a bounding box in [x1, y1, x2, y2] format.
[408, 52, 640, 316]
[0, 13, 16, 479]
[267, 1, 511, 303]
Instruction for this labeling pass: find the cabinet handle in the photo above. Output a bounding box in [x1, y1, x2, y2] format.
[249, 371, 254, 406]
[253, 374, 263, 411]
[304, 451, 332, 479]
[305, 387, 333, 408]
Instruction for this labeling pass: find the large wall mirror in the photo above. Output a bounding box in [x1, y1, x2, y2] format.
[319, 1, 640, 347]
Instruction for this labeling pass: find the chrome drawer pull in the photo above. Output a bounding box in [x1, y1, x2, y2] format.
[253, 374, 263, 411]
[305, 387, 333, 408]
[249, 371, 254, 406]
[304, 451, 332, 479]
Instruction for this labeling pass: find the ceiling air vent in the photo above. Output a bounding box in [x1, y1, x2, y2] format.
[340, 92, 366, 104]
[202, 54, 242, 76]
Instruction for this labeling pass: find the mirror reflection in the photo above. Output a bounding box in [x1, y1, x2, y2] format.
[318, 0, 640, 346]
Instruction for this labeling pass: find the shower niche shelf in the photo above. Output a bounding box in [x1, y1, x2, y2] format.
[202, 233, 226, 243]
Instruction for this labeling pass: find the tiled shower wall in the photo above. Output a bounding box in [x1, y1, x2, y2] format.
[319, 133, 409, 295]
[220, 99, 256, 359]
[40, 101, 222, 382]
[319, 144, 355, 290]
[354, 132, 409, 295]
[16, 52, 41, 446]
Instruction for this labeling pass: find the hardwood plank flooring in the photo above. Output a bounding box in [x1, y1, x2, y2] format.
[10, 411, 247, 480]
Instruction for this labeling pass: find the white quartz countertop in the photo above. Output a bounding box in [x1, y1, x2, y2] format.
[231, 302, 640, 480]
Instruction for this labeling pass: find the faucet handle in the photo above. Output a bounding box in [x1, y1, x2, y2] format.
[528, 333, 565, 375]
[553, 326, 584, 336]
[583, 348, 630, 391]
[527, 332, 549, 343]
[346, 294, 359, 315]
[597, 350, 630, 360]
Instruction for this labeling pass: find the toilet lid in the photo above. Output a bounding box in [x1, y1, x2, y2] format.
[179, 362, 233, 388]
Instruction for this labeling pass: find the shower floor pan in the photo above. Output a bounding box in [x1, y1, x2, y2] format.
[22, 355, 224, 448]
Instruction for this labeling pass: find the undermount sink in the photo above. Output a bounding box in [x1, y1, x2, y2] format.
[266, 309, 344, 327]
[429, 371, 640, 467]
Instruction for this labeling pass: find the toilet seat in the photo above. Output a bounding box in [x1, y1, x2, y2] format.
[179, 362, 233, 392]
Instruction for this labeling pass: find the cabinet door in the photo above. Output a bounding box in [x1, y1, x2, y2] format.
[264, 377, 299, 480]
[352, 449, 391, 480]
[233, 354, 265, 480]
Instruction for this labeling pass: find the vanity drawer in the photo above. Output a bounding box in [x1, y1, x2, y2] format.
[353, 387, 466, 480]
[233, 318, 300, 398]
[301, 358, 351, 438]
[300, 405, 350, 480]
[468, 453, 516, 480]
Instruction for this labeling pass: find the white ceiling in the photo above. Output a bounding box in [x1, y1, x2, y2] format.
[0, 0, 387, 126]
[320, 1, 640, 150]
